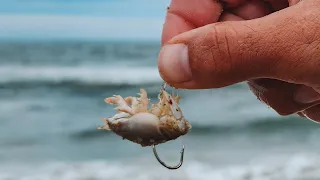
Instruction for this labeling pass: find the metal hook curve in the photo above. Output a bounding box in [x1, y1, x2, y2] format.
[152, 144, 184, 170]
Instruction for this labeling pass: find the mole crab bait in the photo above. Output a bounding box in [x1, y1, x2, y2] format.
[98, 84, 191, 169]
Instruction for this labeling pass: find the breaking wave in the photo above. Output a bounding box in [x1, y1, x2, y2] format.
[0, 65, 162, 88]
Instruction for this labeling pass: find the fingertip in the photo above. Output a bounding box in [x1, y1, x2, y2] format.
[158, 44, 192, 84]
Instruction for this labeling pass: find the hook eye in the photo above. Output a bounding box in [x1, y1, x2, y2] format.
[152, 144, 184, 170]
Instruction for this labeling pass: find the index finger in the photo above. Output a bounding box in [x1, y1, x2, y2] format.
[161, 0, 223, 46]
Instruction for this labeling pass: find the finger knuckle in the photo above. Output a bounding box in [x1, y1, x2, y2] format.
[247, 80, 311, 116]
[200, 23, 234, 73]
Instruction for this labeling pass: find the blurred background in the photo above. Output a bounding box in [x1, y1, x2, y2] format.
[0, 0, 320, 180]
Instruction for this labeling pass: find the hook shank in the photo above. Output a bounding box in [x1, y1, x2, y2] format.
[152, 144, 184, 170]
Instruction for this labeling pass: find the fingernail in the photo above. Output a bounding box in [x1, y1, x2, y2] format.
[294, 86, 320, 104]
[158, 44, 192, 83]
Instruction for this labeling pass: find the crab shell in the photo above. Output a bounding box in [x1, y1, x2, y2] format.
[98, 88, 191, 147]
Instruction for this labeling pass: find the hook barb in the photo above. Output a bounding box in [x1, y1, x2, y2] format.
[152, 144, 184, 170]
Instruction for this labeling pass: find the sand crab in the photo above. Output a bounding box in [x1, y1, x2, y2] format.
[98, 87, 191, 147]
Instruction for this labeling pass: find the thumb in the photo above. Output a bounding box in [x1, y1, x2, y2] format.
[158, 2, 320, 89]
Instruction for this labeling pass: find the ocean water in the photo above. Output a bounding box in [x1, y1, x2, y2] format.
[1, 41, 320, 180]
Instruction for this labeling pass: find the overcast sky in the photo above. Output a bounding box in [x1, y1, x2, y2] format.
[0, 0, 170, 41]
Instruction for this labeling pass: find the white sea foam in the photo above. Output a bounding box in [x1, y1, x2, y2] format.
[1, 153, 320, 180]
[0, 65, 162, 85]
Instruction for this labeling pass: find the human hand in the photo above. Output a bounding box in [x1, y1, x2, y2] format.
[157, 0, 320, 122]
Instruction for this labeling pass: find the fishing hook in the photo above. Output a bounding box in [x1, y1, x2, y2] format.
[152, 144, 185, 170]
[153, 82, 184, 170]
